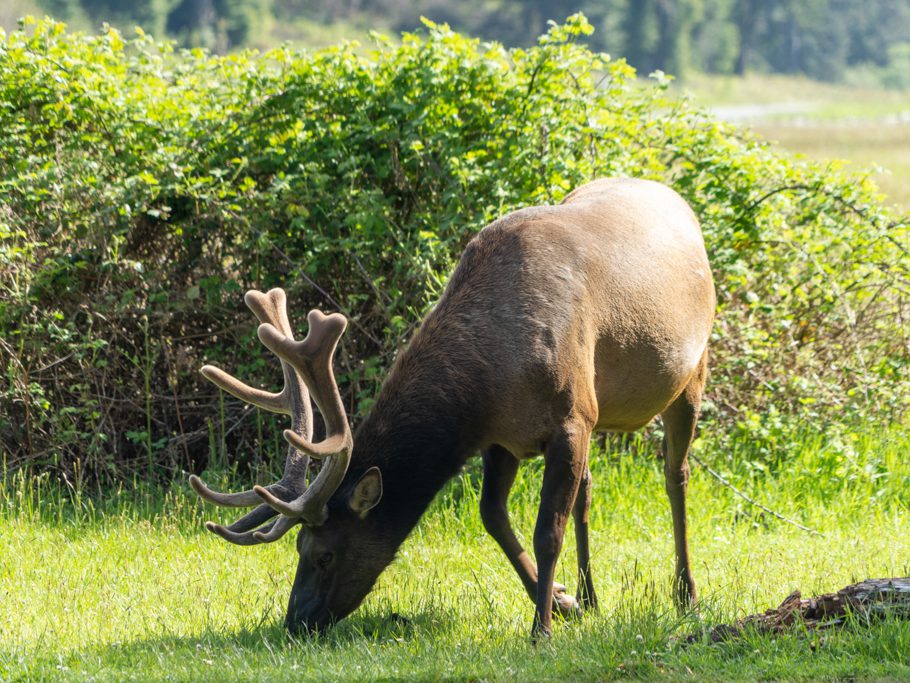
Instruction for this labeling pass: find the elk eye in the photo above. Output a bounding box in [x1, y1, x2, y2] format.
[317, 551, 334, 569]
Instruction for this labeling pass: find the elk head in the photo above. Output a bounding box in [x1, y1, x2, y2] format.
[190, 288, 388, 633]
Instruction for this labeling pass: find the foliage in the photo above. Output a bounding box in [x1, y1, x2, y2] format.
[0, 16, 908, 481]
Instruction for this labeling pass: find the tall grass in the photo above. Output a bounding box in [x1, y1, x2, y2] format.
[2, 426, 909, 680]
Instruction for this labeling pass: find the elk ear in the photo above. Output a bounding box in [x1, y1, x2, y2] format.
[348, 467, 383, 518]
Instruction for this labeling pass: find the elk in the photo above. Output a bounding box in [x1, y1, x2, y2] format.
[190, 178, 716, 638]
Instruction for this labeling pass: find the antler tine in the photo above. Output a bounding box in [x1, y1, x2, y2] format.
[205, 514, 299, 545]
[198, 289, 311, 420]
[192, 288, 315, 545]
[207, 518, 276, 546]
[190, 474, 263, 507]
[217, 503, 278, 532]
[199, 365, 289, 414]
[257, 309, 353, 525]
[251, 515, 299, 543]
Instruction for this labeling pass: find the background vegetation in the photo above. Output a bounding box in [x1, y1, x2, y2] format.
[676, 73, 910, 211]
[3, 0, 910, 86]
[1, 16, 908, 484]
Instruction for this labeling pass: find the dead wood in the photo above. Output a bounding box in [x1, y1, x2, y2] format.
[689, 578, 910, 643]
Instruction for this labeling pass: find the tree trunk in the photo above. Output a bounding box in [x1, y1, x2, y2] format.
[623, 0, 653, 75]
[734, 0, 758, 75]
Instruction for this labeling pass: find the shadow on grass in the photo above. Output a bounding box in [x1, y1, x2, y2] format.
[120, 606, 456, 654]
[0, 608, 465, 679]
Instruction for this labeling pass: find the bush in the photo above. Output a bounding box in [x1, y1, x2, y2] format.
[1, 15, 907, 482]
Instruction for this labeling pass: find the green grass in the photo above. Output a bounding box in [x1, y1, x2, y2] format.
[2, 427, 909, 681]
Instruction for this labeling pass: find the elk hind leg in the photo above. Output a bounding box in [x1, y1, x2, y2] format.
[660, 354, 706, 610]
[573, 463, 597, 611]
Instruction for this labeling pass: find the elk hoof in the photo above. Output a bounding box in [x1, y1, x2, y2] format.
[553, 587, 582, 619]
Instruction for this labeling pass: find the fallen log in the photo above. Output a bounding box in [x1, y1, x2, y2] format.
[690, 578, 910, 643]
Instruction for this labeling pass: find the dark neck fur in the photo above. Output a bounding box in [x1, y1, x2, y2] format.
[340, 332, 490, 545]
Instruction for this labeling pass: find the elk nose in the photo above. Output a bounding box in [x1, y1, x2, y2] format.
[285, 594, 329, 635]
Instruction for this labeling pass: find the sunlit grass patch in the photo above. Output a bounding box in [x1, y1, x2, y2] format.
[2, 427, 909, 680]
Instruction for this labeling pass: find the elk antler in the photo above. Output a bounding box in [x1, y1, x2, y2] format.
[254, 309, 353, 526]
[189, 288, 315, 545]
[190, 289, 354, 542]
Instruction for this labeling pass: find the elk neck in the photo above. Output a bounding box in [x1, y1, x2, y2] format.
[342, 324, 491, 544]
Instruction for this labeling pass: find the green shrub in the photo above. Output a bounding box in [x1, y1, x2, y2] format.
[1, 15, 907, 482]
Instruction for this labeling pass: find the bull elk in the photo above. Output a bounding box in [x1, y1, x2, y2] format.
[190, 178, 716, 637]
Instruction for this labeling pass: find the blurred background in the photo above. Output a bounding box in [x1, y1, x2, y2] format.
[3, 0, 909, 208]
[1, 0, 908, 83]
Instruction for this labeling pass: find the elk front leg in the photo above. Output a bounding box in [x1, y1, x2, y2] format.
[532, 420, 589, 638]
[480, 446, 580, 617]
[660, 353, 706, 609]
[573, 463, 597, 611]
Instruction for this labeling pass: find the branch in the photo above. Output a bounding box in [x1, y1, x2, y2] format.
[690, 453, 824, 536]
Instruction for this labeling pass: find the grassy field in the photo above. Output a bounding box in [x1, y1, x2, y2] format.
[751, 123, 910, 210]
[2, 427, 909, 681]
[679, 74, 910, 210]
[680, 73, 910, 120]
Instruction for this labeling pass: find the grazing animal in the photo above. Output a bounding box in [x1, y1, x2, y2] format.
[190, 178, 716, 637]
